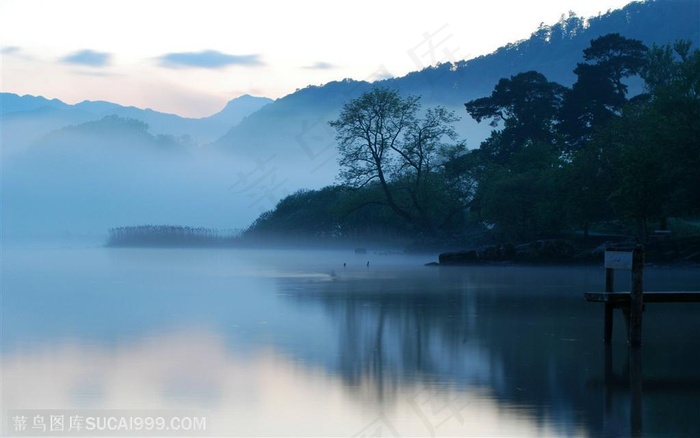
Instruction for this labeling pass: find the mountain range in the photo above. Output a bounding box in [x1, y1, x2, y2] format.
[214, 0, 699, 161]
[1, 93, 272, 157]
[2, 0, 698, 237]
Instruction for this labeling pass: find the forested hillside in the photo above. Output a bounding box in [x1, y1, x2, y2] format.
[244, 34, 700, 257]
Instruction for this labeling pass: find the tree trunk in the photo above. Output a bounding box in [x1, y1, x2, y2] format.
[376, 167, 413, 224]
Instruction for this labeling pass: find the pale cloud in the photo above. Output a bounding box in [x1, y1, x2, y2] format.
[61, 49, 112, 67]
[0, 0, 635, 116]
[73, 70, 120, 78]
[158, 50, 264, 69]
[1, 45, 21, 55]
[303, 61, 337, 70]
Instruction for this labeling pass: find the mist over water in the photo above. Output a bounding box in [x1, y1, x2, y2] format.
[3, 245, 699, 436]
[1, 133, 338, 239]
[1, 96, 343, 240]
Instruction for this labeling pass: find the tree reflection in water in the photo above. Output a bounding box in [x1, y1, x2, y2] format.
[279, 264, 700, 437]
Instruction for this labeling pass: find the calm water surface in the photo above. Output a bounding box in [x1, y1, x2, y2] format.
[2, 244, 699, 437]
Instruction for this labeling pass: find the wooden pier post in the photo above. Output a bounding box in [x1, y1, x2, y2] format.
[604, 267, 615, 343]
[587, 246, 700, 345]
[630, 346, 643, 437]
[601, 246, 644, 346]
[628, 245, 645, 348]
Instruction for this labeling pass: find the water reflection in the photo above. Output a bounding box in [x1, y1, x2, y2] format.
[277, 264, 700, 437]
[2, 248, 699, 437]
[588, 344, 700, 438]
[4, 329, 581, 437]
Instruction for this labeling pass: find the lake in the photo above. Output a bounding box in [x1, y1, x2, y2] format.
[2, 244, 699, 437]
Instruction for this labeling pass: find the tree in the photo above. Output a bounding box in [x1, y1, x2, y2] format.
[464, 71, 566, 164]
[559, 33, 648, 148]
[473, 141, 566, 242]
[566, 40, 700, 240]
[330, 87, 466, 235]
[582, 33, 648, 95]
[641, 40, 700, 216]
[605, 100, 668, 239]
[560, 127, 619, 239]
[330, 88, 418, 219]
[464, 71, 568, 241]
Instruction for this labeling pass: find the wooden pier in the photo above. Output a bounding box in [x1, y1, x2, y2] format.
[584, 245, 700, 347]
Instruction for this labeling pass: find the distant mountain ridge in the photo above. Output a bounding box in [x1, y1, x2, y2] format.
[1, 92, 273, 156]
[214, 0, 699, 160]
[1, 93, 69, 115]
[383, 0, 700, 106]
[4, 1, 697, 160]
[1, 92, 273, 122]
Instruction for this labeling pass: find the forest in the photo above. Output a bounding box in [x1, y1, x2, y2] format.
[243, 34, 700, 254]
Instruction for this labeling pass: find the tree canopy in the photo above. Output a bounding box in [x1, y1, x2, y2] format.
[330, 87, 468, 236]
[246, 35, 700, 247]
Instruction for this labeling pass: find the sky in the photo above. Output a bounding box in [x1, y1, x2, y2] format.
[1, 0, 634, 118]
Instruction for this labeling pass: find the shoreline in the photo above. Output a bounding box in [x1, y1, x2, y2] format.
[101, 238, 700, 268]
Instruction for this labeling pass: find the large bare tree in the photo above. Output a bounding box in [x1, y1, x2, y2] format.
[330, 87, 466, 235]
